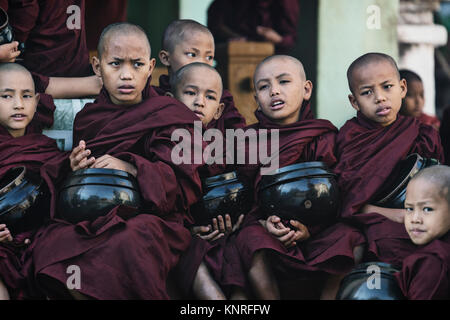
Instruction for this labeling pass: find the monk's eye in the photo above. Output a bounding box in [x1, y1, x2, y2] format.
[279, 79, 290, 85]
[206, 95, 216, 100]
[206, 55, 214, 61]
[134, 62, 144, 68]
[384, 84, 393, 90]
[423, 207, 433, 213]
[23, 94, 33, 99]
[109, 61, 120, 67]
[186, 52, 196, 58]
[361, 90, 372, 96]
[405, 207, 413, 213]
[1, 94, 12, 99]
[258, 84, 268, 91]
[184, 90, 195, 96]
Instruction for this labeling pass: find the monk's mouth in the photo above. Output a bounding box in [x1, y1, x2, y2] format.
[11, 114, 27, 120]
[270, 100, 285, 110]
[194, 111, 204, 118]
[118, 86, 135, 94]
[375, 106, 391, 116]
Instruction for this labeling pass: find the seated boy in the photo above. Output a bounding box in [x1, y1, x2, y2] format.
[399, 69, 440, 130]
[334, 53, 444, 269]
[31, 22, 205, 300]
[395, 165, 450, 299]
[167, 62, 247, 299]
[0, 63, 65, 300]
[156, 19, 247, 133]
[234, 55, 365, 300]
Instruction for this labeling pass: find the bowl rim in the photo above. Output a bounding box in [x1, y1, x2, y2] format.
[261, 161, 328, 176]
[0, 176, 42, 218]
[68, 168, 136, 179]
[0, 166, 26, 197]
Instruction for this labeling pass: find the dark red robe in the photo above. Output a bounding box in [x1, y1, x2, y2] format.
[4, 0, 91, 77]
[32, 80, 206, 299]
[334, 112, 444, 267]
[395, 232, 450, 300]
[207, 0, 300, 53]
[418, 112, 440, 131]
[232, 103, 365, 294]
[0, 124, 65, 299]
[85, 0, 128, 51]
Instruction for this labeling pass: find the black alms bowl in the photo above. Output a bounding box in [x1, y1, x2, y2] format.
[191, 171, 252, 226]
[58, 168, 141, 224]
[336, 262, 405, 300]
[258, 162, 340, 226]
[373, 153, 439, 208]
[0, 166, 48, 233]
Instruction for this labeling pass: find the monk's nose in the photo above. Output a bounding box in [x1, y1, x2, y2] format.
[270, 85, 280, 96]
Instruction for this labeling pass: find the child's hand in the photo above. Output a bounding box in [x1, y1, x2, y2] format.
[213, 214, 245, 235]
[70, 140, 95, 171]
[91, 155, 137, 177]
[263, 215, 297, 248]
[0, 42, 21, 62]
[289, 220, 310, 243]
[190, 225, 224, 242]
[0, 225, 13, 243]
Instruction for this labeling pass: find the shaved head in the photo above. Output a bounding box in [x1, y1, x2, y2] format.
[0, 62, 34, 90]
[170, 62, 222, 95]
[254, 55, 306, 87]
[162, 19, 213, 53]
[97, 22, 151, 59]
[347, 52, 400, 93]
[410, 165, 450, 205]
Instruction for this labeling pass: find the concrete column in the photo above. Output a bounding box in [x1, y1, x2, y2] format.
[397, 0, 448, 116]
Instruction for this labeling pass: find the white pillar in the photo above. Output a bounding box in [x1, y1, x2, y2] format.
[398, 0, 448, 116]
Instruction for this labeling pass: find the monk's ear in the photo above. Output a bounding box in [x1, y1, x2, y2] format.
[92, 56, 102, 77]
[148, 58, 156, 78]
[159, 50, 170, 67]
[303, 80, 313, 101]
[165, 92, 174, 98]
[400, 78, 407, 99]
[348, 94, 360, 111]
[214, 102, 225, 120]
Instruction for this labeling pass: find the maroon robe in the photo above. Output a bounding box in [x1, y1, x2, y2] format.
[31, 80, 205, 299]
[418, 112, 440, 131]
[85, 0, 128, 51]
[4, 0, 91, 77]
[395, 232, 450, 300]
[334, 112, 444, 267]
[0, 125, 65, 299]
[207, 0, 300, 53]
[233, 103, 365, 294]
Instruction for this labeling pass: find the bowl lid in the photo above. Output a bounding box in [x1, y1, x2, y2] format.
[204, 171, 238, 188]
[259, 166, 335, 191]
[348, 262, 400, 276]
[261, 161, 327, 176]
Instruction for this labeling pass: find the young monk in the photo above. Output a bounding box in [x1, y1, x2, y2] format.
[30, 22, 205, 300]
[167, 62, 246, 300]
[395, 165, 450, 299]
[399, 69, 440, 130]
[156, 19, 246, 134]
[334, 53, 444, 270]
[0, 63, 65, 300]
[234, 55, 365, 300]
